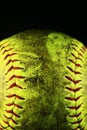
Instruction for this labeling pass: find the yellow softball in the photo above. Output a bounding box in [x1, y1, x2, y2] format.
[0, 30, 87, 130]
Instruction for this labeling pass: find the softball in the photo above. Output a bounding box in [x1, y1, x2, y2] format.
[0, 30, 87, 130]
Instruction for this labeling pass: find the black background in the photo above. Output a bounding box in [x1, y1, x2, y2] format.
[0, 7, 86, 46]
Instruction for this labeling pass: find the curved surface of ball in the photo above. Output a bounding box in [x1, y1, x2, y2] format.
[0, 30, 87, 130]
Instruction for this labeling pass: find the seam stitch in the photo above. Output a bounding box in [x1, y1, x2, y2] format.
[65, 44, 86, 130]
[0, 43, 25, 130]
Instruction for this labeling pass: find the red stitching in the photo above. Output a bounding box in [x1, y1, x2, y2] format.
[74, 126, 85, 130]
[6, 103, 23, 109]
[65, 76, 81, 84]
[68, 103, 83, 110]
[78, 52, 83, 57]
[65, 95, 82, 101]
[80, 47, 86, 54]
[71, 53, 83, 62]
[11, 119, 18, 124]
[68, 59, 82, 67]
[4, 115, 11, 119]
[0, 43, 25, 129]
[65, 87, 82, 93]
[3, 120, 9, 125]
[65, 44, 86, 130]
[5, 110, 20, 118]
[7, 82, 23, 90]
[6, 65, 23, 75]
[0, 44, 10, 50]
[0, 124, 5, 129]
[72, 47, 77, 51]
[6, 59, 19, 65]
[80, 49, 84, 54]
[69, 112, 81, 117]
[67, 66, 82, 74]
[8, 75, 25, 81]
[6, 94, 25, 100]
[4, 53, 17, 60]
[9, 125, 15, 130]
[82, 46, 87, 52]
[71, 119, 82, 124]
[2, 48, 13, 54]
[3, 119, 18, 126]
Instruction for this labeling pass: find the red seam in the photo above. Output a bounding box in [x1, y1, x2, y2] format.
[0, 43, 25, 129]
[65, 45, 86, 130]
